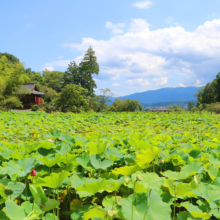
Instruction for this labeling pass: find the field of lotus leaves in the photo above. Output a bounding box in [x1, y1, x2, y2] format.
[1, 111, 220, 219]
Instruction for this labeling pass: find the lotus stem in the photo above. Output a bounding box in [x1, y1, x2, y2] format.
[132, 181, 136, 220]
[57, 189, 59, 218]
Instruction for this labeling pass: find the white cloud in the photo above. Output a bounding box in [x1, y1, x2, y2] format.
[42, 66, 54, 71]
[112, 83, 120, 86]
[133, 1, 152, 9]
[152, 77, 168, 86]
[165, 16, 179, 26]
[126, 78, 151, 86]
[45, 59, 70, 68]
[63, 18, 220, 89]
[105, 22, 125, 35]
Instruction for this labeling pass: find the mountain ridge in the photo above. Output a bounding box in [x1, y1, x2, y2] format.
[111, 86, 202, 103]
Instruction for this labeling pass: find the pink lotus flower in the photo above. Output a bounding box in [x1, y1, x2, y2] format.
[48, 139, 55, 143]
[30, 170, 37, 176]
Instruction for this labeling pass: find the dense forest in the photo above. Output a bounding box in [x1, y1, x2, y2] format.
[194, 73, 220, 113]
[0, 49, 142, 112]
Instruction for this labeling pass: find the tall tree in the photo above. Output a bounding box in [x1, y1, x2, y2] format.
[216, 72, 220, 102]
[0, 53, 19, 63]
[64, 61, 81, 86]
[56, 84, 89, 112]
[79, 46, 99, 108]
[0, 55, 29, 109]
[42, 70, 65, 93]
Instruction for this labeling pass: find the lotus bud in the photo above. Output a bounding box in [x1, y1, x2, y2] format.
[125, 178, 130, 183]
[136, 175, 143, 181]
[30, 169, 37, 177]
[107, 210, 114, 217]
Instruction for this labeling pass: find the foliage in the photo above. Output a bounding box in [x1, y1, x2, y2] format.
[79, 46, 99, 96]
[42, 70, 65, 93]
[0, 55, 30, 109]
[188, 101, 195, 110]
[56, 84, 89, 112]
[43, 102, 57, 113]
[92, 88, 114, 112]
[0, 52, 20, 63]
[31, 104, 39, 111]
[1, 112, 220, 219]
[110, 98, 142, 112]
[38, 85, 57, 103]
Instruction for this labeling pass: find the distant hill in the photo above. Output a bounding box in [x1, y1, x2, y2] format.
[141, 100, 197, 108]
[110, 86, 202, 103]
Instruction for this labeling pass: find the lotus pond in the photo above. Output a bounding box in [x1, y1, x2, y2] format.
[1, 111, 220, 219]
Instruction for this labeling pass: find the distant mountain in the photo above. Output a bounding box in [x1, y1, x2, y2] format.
[111, 86, 202, 103]
[141, 100, 197, 108]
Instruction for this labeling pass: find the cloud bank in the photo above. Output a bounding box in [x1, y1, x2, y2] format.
[133, 1, 153, 9]
[61, 18, 220, 90]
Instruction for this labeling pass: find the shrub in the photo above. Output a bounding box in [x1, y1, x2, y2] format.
[44, 102, 57, 113]
[31, 105, 39, 111]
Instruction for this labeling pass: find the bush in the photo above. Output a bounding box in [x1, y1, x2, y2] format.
[43, 102, 57, 113]
[31, 105, 39, 111]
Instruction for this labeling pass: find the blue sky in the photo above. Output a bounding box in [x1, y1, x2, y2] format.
[1, 0, 220, 96]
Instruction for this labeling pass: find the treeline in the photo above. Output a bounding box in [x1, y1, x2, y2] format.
[0, 50, 142, 112]
[195, 72, 220, 113]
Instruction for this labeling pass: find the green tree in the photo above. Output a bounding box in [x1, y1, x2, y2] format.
[94, 88, 114, 111]
[64, 61, 81, 86]
[79, 46, 99, 108]
[42, 70, 65, 93]
[38, 85, 57, 103]
[0, 53, 19, 63]
[56, 84, 89, 112]
[216, 72, 220, 102]
[0, 55, 29, 109]
[167, 105, 173, 111]
[110, 98, 142, 112]
[187, 102, 195, 110]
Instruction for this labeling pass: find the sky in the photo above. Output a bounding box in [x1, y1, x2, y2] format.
[1, 0, 220, 96]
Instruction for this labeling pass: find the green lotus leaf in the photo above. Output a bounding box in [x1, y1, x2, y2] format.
[84, 206, 107, 220]
[206, 164, 220, 180]
[119, 191, 171, 220]
[113, 165, 141, 176]
[29, 184, 48, 205]
[209, 153, 220, 166]
[132, 172, 164, 191]
[5, 200, 39, 220]
[103, 177, 125, 192]
[76, 155, 91, 168]
[7, 182, 26, 200]
[37, 154, 64, 168]
[136, 146, 161, 169]
[55, 143, 70, 155]
[42, 199, 60, 212]
[105, 147, 124, 159]
[162, 170, 182, 180]
[21, 201, 42, 218]
[17, 158, 36, 176]
[181, 202, 211, 219]
[102, 195, 123, 208]
[62, 153, 77, 165]
[180, 161, 204, 178]
[76, 178, 111, 195]
[87, 141, 108, 155]
[90, 154, 113, 170]
[35, 171, 70, 188]
[70, 204, 92, 220]
[43, 213, 59, 220]
[59, 133, 75, 143]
